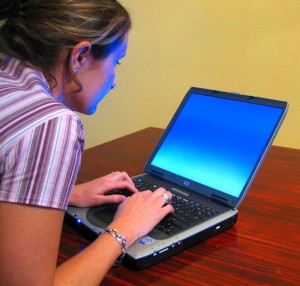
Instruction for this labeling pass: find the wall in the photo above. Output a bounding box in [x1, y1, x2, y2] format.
[80, 0, 300, 149]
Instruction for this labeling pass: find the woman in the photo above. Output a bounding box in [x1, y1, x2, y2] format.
[0, 1, 173, 285]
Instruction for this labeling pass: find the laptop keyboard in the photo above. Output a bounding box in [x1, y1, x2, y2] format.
[104, 177, 219, 237]
[133, 177, 219, 237]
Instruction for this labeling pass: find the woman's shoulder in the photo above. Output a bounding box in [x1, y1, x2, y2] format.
[1, 57, 78, 115]
[0, 58, 83, 147]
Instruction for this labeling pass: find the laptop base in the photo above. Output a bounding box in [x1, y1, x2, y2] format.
[64, 211, 238, 270]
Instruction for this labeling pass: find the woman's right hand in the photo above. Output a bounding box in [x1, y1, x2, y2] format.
[109, 187, 174, 246]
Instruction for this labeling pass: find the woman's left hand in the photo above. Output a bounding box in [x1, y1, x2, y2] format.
[69, 171, 138, 207]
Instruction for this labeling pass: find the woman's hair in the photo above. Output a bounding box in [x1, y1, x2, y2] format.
[0, 0, 131, 85]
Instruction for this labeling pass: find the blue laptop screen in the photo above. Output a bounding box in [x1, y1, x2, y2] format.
[150, 93, 284, 198]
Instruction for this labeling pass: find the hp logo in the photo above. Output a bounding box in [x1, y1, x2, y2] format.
[183, 180, 190, 187]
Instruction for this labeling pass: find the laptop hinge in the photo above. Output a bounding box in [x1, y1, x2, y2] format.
[211, 194, 230, 207]
[151, 170, 163, 177]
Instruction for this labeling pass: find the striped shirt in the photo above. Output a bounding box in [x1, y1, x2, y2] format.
[0, 57, 85, 210]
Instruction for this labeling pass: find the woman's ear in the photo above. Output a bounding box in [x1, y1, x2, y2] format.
[70, 41, 92, 70]
[68, 41, 92, 91]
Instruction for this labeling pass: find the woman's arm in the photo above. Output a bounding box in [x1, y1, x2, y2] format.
[55, 223, 124, 286]
[0, 187, 173, 286]
[0, 202, 65, 286]
[0, 201, 128, 286]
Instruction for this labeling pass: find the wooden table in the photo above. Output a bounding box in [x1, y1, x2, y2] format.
[59, 127, 300, 285]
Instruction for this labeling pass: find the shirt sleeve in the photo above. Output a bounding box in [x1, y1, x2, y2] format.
[0, 114, 85, 210]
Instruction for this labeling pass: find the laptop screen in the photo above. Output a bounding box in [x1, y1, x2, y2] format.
[148, 89, 287, 201]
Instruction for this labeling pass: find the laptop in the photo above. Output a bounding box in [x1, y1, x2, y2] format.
[65, 87, 288, 269]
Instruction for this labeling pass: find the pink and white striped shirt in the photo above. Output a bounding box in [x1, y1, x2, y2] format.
[0, 58, 85, 210]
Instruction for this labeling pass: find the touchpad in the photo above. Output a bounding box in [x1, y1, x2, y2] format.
[86, 204, 118, 228]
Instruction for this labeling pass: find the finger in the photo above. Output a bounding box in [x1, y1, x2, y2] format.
[126, 184, 139, 193]
[109, 171, 120, 177]
[110, 172, 136, 186]
[161, 204, 174, 215]
[109, 172, 138, 193]
[119, 171, 135, 183]
[153, 188, 172, 205]
[94, 194, 126, 205]
[161, 191, 172, 205]
[152, 187, 167, 196]
[105, 181, 139, 194]
[110, 171, 128, 180]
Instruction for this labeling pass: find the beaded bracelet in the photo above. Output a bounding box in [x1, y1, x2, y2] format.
[101, 228, 127, 267]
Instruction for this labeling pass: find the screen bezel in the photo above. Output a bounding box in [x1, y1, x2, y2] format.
[144, 87, 288, 208]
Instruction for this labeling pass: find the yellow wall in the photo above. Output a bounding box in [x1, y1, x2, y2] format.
[80, 0, 300, 149]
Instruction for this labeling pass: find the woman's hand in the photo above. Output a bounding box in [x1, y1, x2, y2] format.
[109, 187, 174, 246]
[69, 171, 138, 207]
